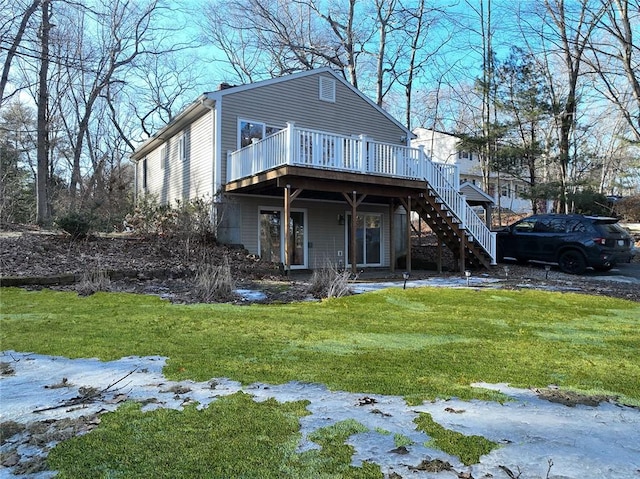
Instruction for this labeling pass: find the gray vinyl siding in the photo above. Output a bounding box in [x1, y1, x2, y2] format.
[136, 111, 214, 205]
[186, 112, 214, 199]
[219, 72, 407, 183]
[231, 195, 390, 269]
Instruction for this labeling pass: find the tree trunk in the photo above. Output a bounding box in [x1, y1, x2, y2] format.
[36, 0, 51, 226]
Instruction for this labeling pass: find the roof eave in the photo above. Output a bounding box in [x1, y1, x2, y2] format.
[130, 94, 211, 161]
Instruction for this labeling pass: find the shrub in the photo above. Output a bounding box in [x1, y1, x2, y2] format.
[308, 261, 352, 299]
[615, 195, 640, 222]
[193, 255, 236, 303]
[567, 189, 611, 216]
[55, 212, 93, 240]
[125, 195, 215, 243]
[77, 268, 111, 296]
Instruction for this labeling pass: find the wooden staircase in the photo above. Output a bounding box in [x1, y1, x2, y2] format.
[413, 189, 494, 271]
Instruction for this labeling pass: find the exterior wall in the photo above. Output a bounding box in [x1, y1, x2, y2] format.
[136, 111, 214, 205]
[220, 72, 408, 183]
[228, 194, 391, 269]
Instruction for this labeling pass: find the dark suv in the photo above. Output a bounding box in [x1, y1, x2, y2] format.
[496, 214, 635, 274]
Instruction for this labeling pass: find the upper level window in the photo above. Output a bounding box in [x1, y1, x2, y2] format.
[142, 158, 148, 189]
[238, 119, 281, 149]
[179, 133, 189, 162]
[160, 145, 168, 169]
[458, 150, 470, 160]
[319, 77, 336, 103]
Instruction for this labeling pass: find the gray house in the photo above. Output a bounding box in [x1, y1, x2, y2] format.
[131, 68, 496, 272]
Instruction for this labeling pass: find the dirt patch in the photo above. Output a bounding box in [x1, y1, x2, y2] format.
[535, 387, 619, 407]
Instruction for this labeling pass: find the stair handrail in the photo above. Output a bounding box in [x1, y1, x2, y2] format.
[421, 150, 497, 264]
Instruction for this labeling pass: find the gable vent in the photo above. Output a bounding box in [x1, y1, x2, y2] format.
[319, 77, 336, 103]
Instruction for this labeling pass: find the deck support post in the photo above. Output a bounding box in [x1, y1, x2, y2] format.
[389, 201, 396, 272]
[284, 185, 291, 273]
[342, 191, 366, 274]
[283, 184, 303, 273]
[398, 197, 412, 273]
[459, 236, 466, 273]
[406, 196, 412, 272]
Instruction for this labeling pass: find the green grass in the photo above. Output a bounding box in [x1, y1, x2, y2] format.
[2, 287, 638, 404]
[415, 413, 497, 465]
[48, 392, 382, 479]
[2, 286, 640, 475]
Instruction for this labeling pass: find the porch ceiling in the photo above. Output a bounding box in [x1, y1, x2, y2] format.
[223, 165, 427, 203]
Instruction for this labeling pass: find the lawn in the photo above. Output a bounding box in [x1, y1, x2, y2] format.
[1, 286, 639, 477]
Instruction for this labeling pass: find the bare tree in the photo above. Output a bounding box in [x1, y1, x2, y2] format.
[0, 0, 40, 105]
[395, 0, 450, 129]
[539, 0, 608, 212]
[587, 0, 640, 141]
[36, 0, 51, 225]
[201, 0, 367, 87]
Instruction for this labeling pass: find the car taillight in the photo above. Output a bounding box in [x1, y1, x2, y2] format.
[593, 237, 606, 245]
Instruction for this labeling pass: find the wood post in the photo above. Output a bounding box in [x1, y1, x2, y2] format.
[283, 185, 302, 273]
[389, 201, 396, 272]
[398, 197, 412, 273]
[284, 186, 290, 273]
[406, 196, 411, 272]
[342, 191, 366, 274]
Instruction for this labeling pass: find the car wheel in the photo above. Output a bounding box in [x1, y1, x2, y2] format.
[558, 250, 587, 274]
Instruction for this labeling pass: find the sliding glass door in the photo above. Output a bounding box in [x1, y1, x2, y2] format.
[347, 213, 382, 266]
[259, 208, 307, 268]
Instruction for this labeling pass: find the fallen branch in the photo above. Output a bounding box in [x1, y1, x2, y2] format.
[33, 368, 138, 413]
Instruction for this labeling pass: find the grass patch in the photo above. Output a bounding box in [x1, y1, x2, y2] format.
[48, 395, 382, 479]
[415, 413, 498, 465]
[1, 287, 639, 405]
[3, 286, 640, 473]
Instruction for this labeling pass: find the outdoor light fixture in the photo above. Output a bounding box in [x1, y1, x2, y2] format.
[503, 265, 510, 278]
[464, 270, 472, 286]
[402, 271, 410, 289]
[337, 214, 345, 225]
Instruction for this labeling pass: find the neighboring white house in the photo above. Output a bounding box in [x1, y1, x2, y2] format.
[412, 128, 533, 214]
[130, 69, 496, 271]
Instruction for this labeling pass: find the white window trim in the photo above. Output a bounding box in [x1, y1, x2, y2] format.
[344, 212, 383, 267]
[179, 134, 187, 162]
[160, 145, 168, 169]
[237, 119, 282, 150]
[258, 206, 308, 270]
[238, 118, 265, 150]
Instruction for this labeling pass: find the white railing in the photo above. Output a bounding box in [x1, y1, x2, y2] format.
[226, 123, 496, 263]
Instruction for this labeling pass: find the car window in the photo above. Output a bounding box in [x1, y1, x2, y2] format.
[534, 217, 565, 233]
[514, 218, 536, 232]
[566, 219, 587, 233]
[595, 222, 627, 235]
[549, 218, 566, 233]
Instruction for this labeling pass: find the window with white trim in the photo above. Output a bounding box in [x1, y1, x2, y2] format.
[160, 145, 168, 169]
[179, 134, 187, 162]
[319, 77, 336, 103]
[238, 119, 282, 149]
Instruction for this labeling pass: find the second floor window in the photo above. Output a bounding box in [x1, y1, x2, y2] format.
[179, 133, 189, 162]
[238, 119, 281, 149]
[458, 150, 470, 160]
